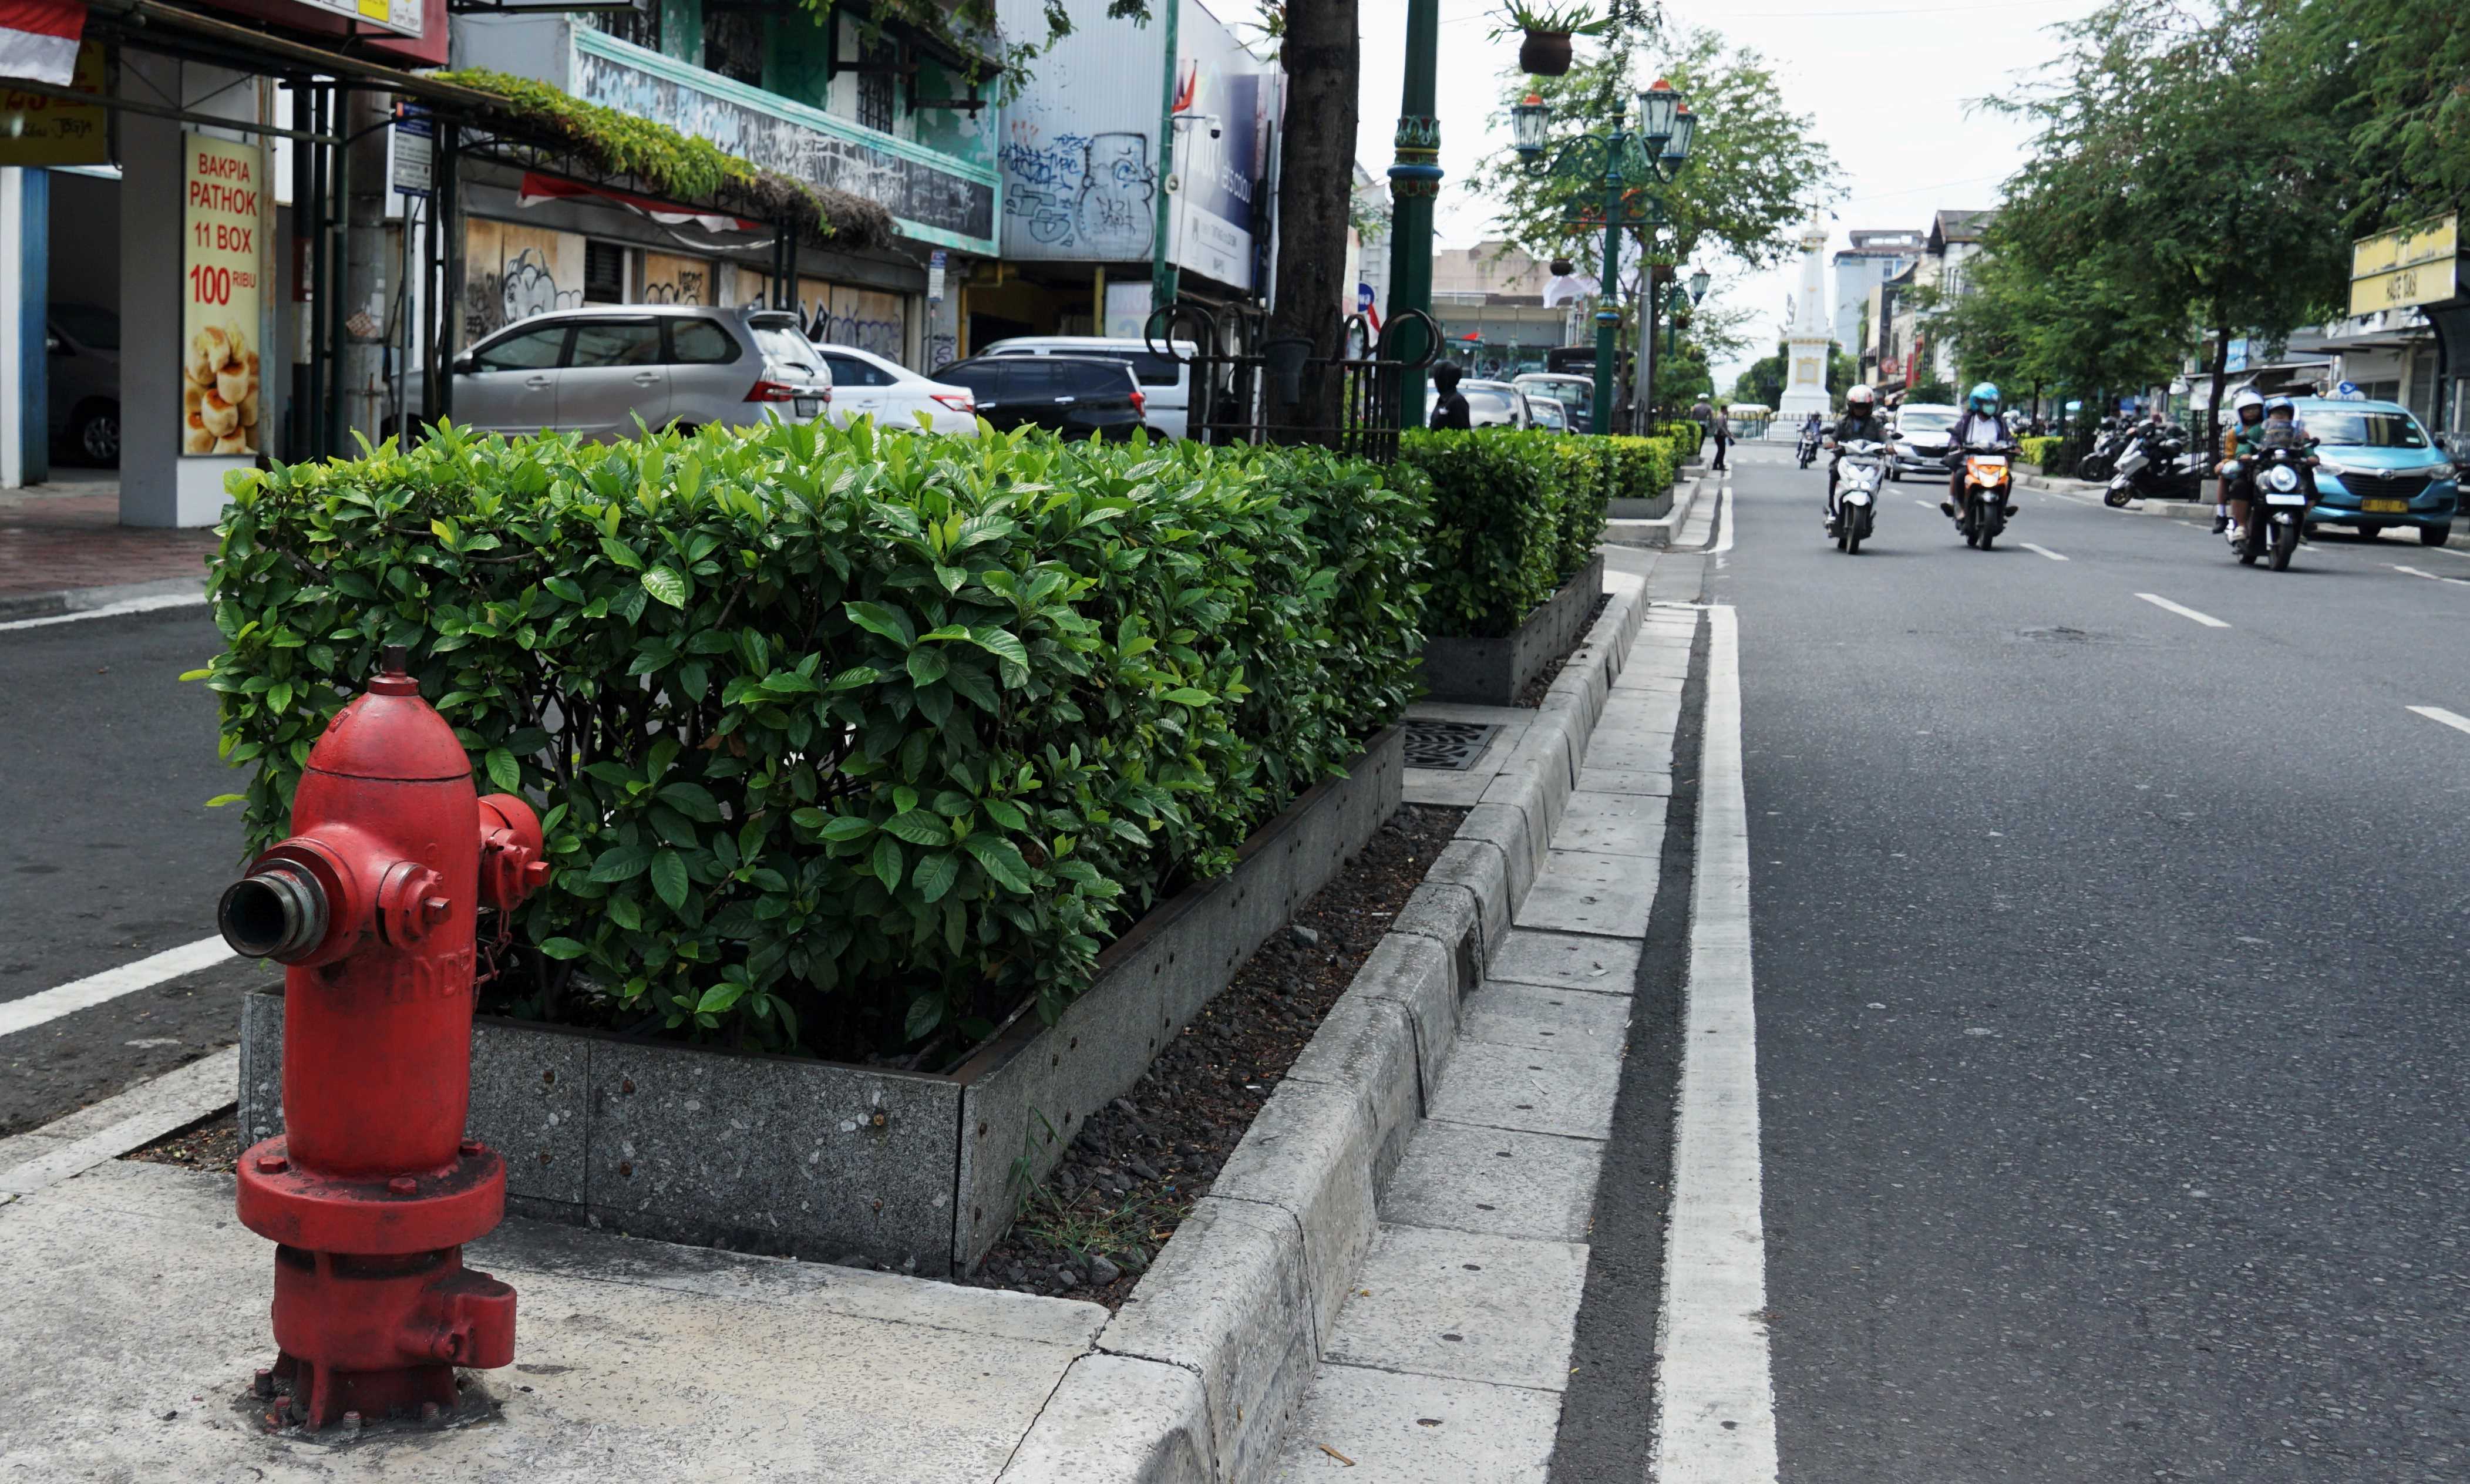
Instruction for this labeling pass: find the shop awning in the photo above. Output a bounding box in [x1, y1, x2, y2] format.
[516, 173, 760, 236]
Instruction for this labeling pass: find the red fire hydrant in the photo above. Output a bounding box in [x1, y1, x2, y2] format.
[218, 645, 548, 1430]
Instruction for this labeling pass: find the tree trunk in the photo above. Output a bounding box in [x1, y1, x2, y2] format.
[1266, 0, 1359, 442]
[2203, 311, 2233, 475]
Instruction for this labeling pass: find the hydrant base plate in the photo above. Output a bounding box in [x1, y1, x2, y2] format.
[238, 1138, 507, 1256]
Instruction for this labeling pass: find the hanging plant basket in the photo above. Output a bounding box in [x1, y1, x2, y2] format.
[1549, 258, 1576, 277]
[1518, 29, 1574, 75]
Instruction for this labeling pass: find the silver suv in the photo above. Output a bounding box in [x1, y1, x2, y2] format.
[451, 305, 831, 440]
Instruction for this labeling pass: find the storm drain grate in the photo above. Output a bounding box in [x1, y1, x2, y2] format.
[1402, 719, 1504, 772]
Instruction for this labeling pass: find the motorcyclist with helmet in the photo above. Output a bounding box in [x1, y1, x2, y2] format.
[1824, 384, 1892, 533]
[2215, 387, 2269, 538]
[1941, 382, 2018, 521]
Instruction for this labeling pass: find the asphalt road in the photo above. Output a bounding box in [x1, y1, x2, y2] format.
[1717, 443, 2470, 1480]
[0, 605, 266, 1138]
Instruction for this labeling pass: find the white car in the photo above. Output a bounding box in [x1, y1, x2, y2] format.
[812, 342, 982, 436]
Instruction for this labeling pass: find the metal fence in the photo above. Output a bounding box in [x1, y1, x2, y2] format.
[1145, 300, 1438, 463]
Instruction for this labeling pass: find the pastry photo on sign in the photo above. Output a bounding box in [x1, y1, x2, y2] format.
[183, 321, 259, 455]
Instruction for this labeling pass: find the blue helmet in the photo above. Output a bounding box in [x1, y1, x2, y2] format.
[2263, 395, 2296, 418]
[1967, 382, 2001, 413]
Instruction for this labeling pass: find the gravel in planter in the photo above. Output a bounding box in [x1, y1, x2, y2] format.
[1515, 592, 1615, 707]
[952, 803, 1468, 1308]
[124, 1108, 242, 1170]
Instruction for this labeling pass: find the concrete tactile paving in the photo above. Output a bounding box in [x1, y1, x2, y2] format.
[1320, 1223, 1589, 1391]
[1379, 1120, 1606, 1244]
[1552, 793, 1671, 859]
[1486, 928, 1641, 995]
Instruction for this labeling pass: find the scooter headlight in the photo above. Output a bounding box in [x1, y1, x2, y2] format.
[2262, 465, 2300, 494]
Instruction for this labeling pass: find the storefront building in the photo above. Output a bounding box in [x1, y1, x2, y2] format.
[980, 0, 1276, 347]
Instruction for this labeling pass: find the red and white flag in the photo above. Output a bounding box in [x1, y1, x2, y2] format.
[0, 0, 85, 86]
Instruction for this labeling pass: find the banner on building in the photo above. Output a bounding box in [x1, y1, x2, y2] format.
[2350, 214, 2459, 318]
[181, 133, 264, 457]
[0, 36, 103, 164]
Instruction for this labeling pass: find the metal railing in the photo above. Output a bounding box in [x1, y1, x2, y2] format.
[1145, 301, 1439, 463]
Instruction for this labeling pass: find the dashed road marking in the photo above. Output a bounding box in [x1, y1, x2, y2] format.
[2407, 706, 2470, 738]
[2021, 543, 2069, 561]
[0, 938, 234, 1042]
[2390, 564, 2470, 588]
[2135, 593, 2230, 628]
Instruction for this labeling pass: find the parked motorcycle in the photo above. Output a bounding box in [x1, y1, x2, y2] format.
[2104, 424, 2205, 507]
[2075, 419, 2134, 482]
[2232, 436, 2316, 572]
[1828, 439, 1887, 553]
[1957, 446, 2018, 550]
[1798, 428, 1821, 469]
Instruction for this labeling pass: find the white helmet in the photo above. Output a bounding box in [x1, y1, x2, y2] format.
[2233, 387, 2266, 421]
[1846, 384, 1876, 409]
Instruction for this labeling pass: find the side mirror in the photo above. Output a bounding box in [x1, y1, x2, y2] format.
[45, 332, 63, 355]
[452, 352, 477, 375]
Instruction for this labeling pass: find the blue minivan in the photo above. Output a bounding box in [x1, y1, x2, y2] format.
[2292, 398, 2459, 546]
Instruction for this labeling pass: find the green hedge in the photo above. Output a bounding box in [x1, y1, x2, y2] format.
[1658, 419, 1705, 457]
[1402, 430, 1673, 638]
[2018, 435, 2062, 470]
[195, 421, 1429, 1059]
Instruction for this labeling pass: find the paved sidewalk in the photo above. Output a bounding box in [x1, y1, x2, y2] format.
[1266, 594, 1698, 1480]
[0, 476, 217, 608]
[0, 1158, 1106, 1481]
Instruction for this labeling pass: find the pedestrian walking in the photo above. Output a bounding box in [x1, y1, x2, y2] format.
[1710, 411, 1731, 472]
[1429, 364, 1473, 431]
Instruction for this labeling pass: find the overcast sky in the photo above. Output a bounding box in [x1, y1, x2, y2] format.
[1216, 0, 2115, 385]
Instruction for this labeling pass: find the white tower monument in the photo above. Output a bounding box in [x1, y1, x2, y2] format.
[1775, 223, 1834, 421]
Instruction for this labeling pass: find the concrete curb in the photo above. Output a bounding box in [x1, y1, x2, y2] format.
[1606, 473, 1707, 549]
[1008, 576, 1652, 1481]
[2020, 474, 2215, 519]
[0, 574, 207, 622]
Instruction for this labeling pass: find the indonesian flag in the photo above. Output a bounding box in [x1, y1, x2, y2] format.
[0, 0, 84, 87]
[517, 173, 758, 235]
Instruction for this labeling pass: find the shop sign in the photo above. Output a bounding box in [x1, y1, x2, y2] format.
[182, 133, 265, 458]
[0, 41, 107, 167]
[2349, 214, 2459, 317]
[927, 250, 947, 303]
[288, 0, 423, 40]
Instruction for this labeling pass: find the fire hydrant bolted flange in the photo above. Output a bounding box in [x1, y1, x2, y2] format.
[220, 644, 546, 1430]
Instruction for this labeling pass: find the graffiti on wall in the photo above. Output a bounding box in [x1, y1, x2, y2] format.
[466, 225, 585, 344]
[577, 46, 995, 244]
[998, 123, 1154, 258]
[642, 253, 709, 307]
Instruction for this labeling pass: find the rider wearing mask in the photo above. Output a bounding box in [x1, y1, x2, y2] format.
[2215, 387, 2268, 537]
[1941, 383, 2015, 520]
[1825, 385, 1890, 529]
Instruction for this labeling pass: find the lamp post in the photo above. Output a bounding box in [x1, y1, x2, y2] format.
[1660, 267, 1712, 371]
[1387, 0, 1443, 426]
[1514, 80, 1701, 435]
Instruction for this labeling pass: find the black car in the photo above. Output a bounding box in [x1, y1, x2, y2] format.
[931, 354, 1147, 439]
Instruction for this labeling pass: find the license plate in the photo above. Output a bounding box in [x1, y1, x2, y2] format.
[2264, 493, 2307, 506]
[795, 398, 821, 418]
[2362, 497, 2408, 513]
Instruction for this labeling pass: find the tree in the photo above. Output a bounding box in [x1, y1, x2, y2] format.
[1991, 0, 2357, 445]
[1266, 0, 1359, 438]
[2282, 0, 2468, 226]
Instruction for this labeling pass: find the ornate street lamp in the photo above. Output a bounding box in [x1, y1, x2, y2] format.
[1517, 78, 1706, 433]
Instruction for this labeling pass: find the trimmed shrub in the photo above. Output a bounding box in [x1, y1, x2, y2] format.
[1399, 429, 1655, 638]
[194, 420, 1428, 1061]
[2018, 435, 2062, 470]
[1606, 435, 1678, 508]
[1659, 419, 1705, 457]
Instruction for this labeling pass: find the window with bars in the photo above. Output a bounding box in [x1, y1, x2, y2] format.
[593, 5, 660, 54]
[857, 39, 895, 133]
[584, 242, 627, 303]
[703, 7, 765, 88]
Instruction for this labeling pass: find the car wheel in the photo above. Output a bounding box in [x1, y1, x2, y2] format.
[2421, 523, 2452, 548]
[75, 402, 119, 466]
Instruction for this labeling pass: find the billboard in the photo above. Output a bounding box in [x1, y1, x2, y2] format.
[181, 134, 266, 457]
[2349, 214, 2459, 318]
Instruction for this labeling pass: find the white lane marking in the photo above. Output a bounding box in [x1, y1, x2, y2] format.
[2134, 593, 2230, 628]
[1653, 603, 1779, 1484]
[2390, 564, 2470, 587]
[0, 938, 235, 1041]
[0, 1048, 238, 1197]
[1712, 482, 1737, 554]
[1913, 499, 1935, 510]
[2407, 706, 2470, 738]
[2021, 543, 2069, 561]
[0, 593, 208, 634]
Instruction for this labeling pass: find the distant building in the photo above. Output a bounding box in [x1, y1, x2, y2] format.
[1832, 229, 1924, 370]
[1426, 240, 1584, 376]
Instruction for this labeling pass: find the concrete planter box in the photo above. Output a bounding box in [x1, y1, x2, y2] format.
[1415, 553, 1604, 706]
[238, 728, 1403, 1279]
[1608, 490, 1673, 520]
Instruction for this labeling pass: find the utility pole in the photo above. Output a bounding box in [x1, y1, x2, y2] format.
[1147, 0, 1183, 317]
[1386, 0, 1440, 426]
